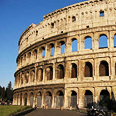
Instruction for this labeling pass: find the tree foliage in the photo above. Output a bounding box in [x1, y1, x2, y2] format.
[0, 81, 13, 103]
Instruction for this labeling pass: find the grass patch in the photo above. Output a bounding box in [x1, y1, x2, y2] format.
[0, 105, 31, 116]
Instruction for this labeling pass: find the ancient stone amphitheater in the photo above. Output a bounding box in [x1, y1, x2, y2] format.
[13, 0, 116, 109]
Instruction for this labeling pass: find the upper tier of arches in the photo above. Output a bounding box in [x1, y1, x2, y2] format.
[17, 31, 116, 70]
[18, 0, 116, 53]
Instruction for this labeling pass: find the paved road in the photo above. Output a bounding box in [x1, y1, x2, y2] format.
[25, 108, 87, 116]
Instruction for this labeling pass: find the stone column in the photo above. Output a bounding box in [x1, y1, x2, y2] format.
[66, 37, 72, 53]
[35, 65, 37, 84]
[64, 88, 67, 108]
[53, 62, 56, 80]
[52, 90, 55, 108]
[42, 90, 45, 108]
[27, 93, 30, 106]
[28, 70, 31, 84]
[43, 67, 46, 83]
[64, 88, 68, 108]
[54, 41, 60, 56]
[94, 32, 99, 50]
[22, 93, 24, 106]
[78, 88, 84, 108]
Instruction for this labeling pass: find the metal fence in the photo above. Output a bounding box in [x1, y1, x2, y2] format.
[84, 95, 93, 108]
[55, 96, 63, 108]
[30, 96, 34, 107]
[68, 96, 77, 108]
[37, 96, 42, 107]
[45, 96, 52, 107]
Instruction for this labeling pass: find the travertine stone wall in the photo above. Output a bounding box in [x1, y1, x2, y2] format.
[14, 0, 116, 109]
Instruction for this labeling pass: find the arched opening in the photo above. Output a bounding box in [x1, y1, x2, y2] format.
[25, 72, 29, 83]
[47, 66, 53, 80]
[99, 34, 108, 48]
[39, 68, 43, 81]
[71, 91, 77, 108]
[30, 92, 34, 107]
[84, 90, 93, 108]
[37, 92, 42, 107]
[24, 93, 27, 106]
[33, 49, 37, 60]
[31, 70, 35, 82]
[56, 90, 64, 108]
[21, 76, 23, 85]
[84, 36, 92, 49]
[99, 61, 109, 76]
[72, 38, 78, 52]
[71, 63, 77, 78]
[114, 34, 116, 47]
[50, 43, 54, 56]
[60, 41, 65, 54]
[100, 90, 110, 105]
[57, 64, 64, 79]
[41, 47, 45, 58]
[85, 62, 93, 77]
[20, 93, 22, 106]
[28, 52, 31, 62]
[45, 91, 52, 107]
[72, 16, 76, 22]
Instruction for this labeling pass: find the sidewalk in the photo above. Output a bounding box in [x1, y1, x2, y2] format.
[25, 108, 87, 116]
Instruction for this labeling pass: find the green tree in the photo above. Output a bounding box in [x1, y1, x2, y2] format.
[1, 87, 5, 99]
[6, 81, 13, 102]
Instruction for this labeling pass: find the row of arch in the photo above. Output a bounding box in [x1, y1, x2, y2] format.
[14, 89, 111, 108]
[15, 60, 112, 87]
[18, 34, 116, 68]
[20, 2, 116, 49]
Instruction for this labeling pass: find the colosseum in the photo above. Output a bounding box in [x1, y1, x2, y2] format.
[13, 0, 116, 109]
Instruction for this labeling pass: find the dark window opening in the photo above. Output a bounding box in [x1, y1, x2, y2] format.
[100, 11, 104, 17]
[72, 16, 76, 22]
[86, 26, 89, 28]
[34, 49, 37, 59]
[100, 90, 110, 101]
[56, 90, 64, 96]
[85, 62, 93, 77]
[84, 90, 93, 108]
[71, 63, 77, 78]
[51, 23, 54, 28]
[71, 91, 77, 96]
[40, 69, 43, 81]
[57, 64, 64, 79]
[26, 37, 28, 42]
[99, 61, 109, 76]
[61, 31, 63, 33]
[36, 31, 38, 36]
[47, 66, 53, 80]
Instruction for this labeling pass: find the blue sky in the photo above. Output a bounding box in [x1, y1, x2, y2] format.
[0, 0, 86, 88]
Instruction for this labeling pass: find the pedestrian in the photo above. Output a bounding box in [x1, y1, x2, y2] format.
[43, 103, 44, 109]
[35, 104, 37, 109]
[76, 104, 79, 110]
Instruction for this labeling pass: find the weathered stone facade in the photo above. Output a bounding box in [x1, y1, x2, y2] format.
[13, 0, 116, 109]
